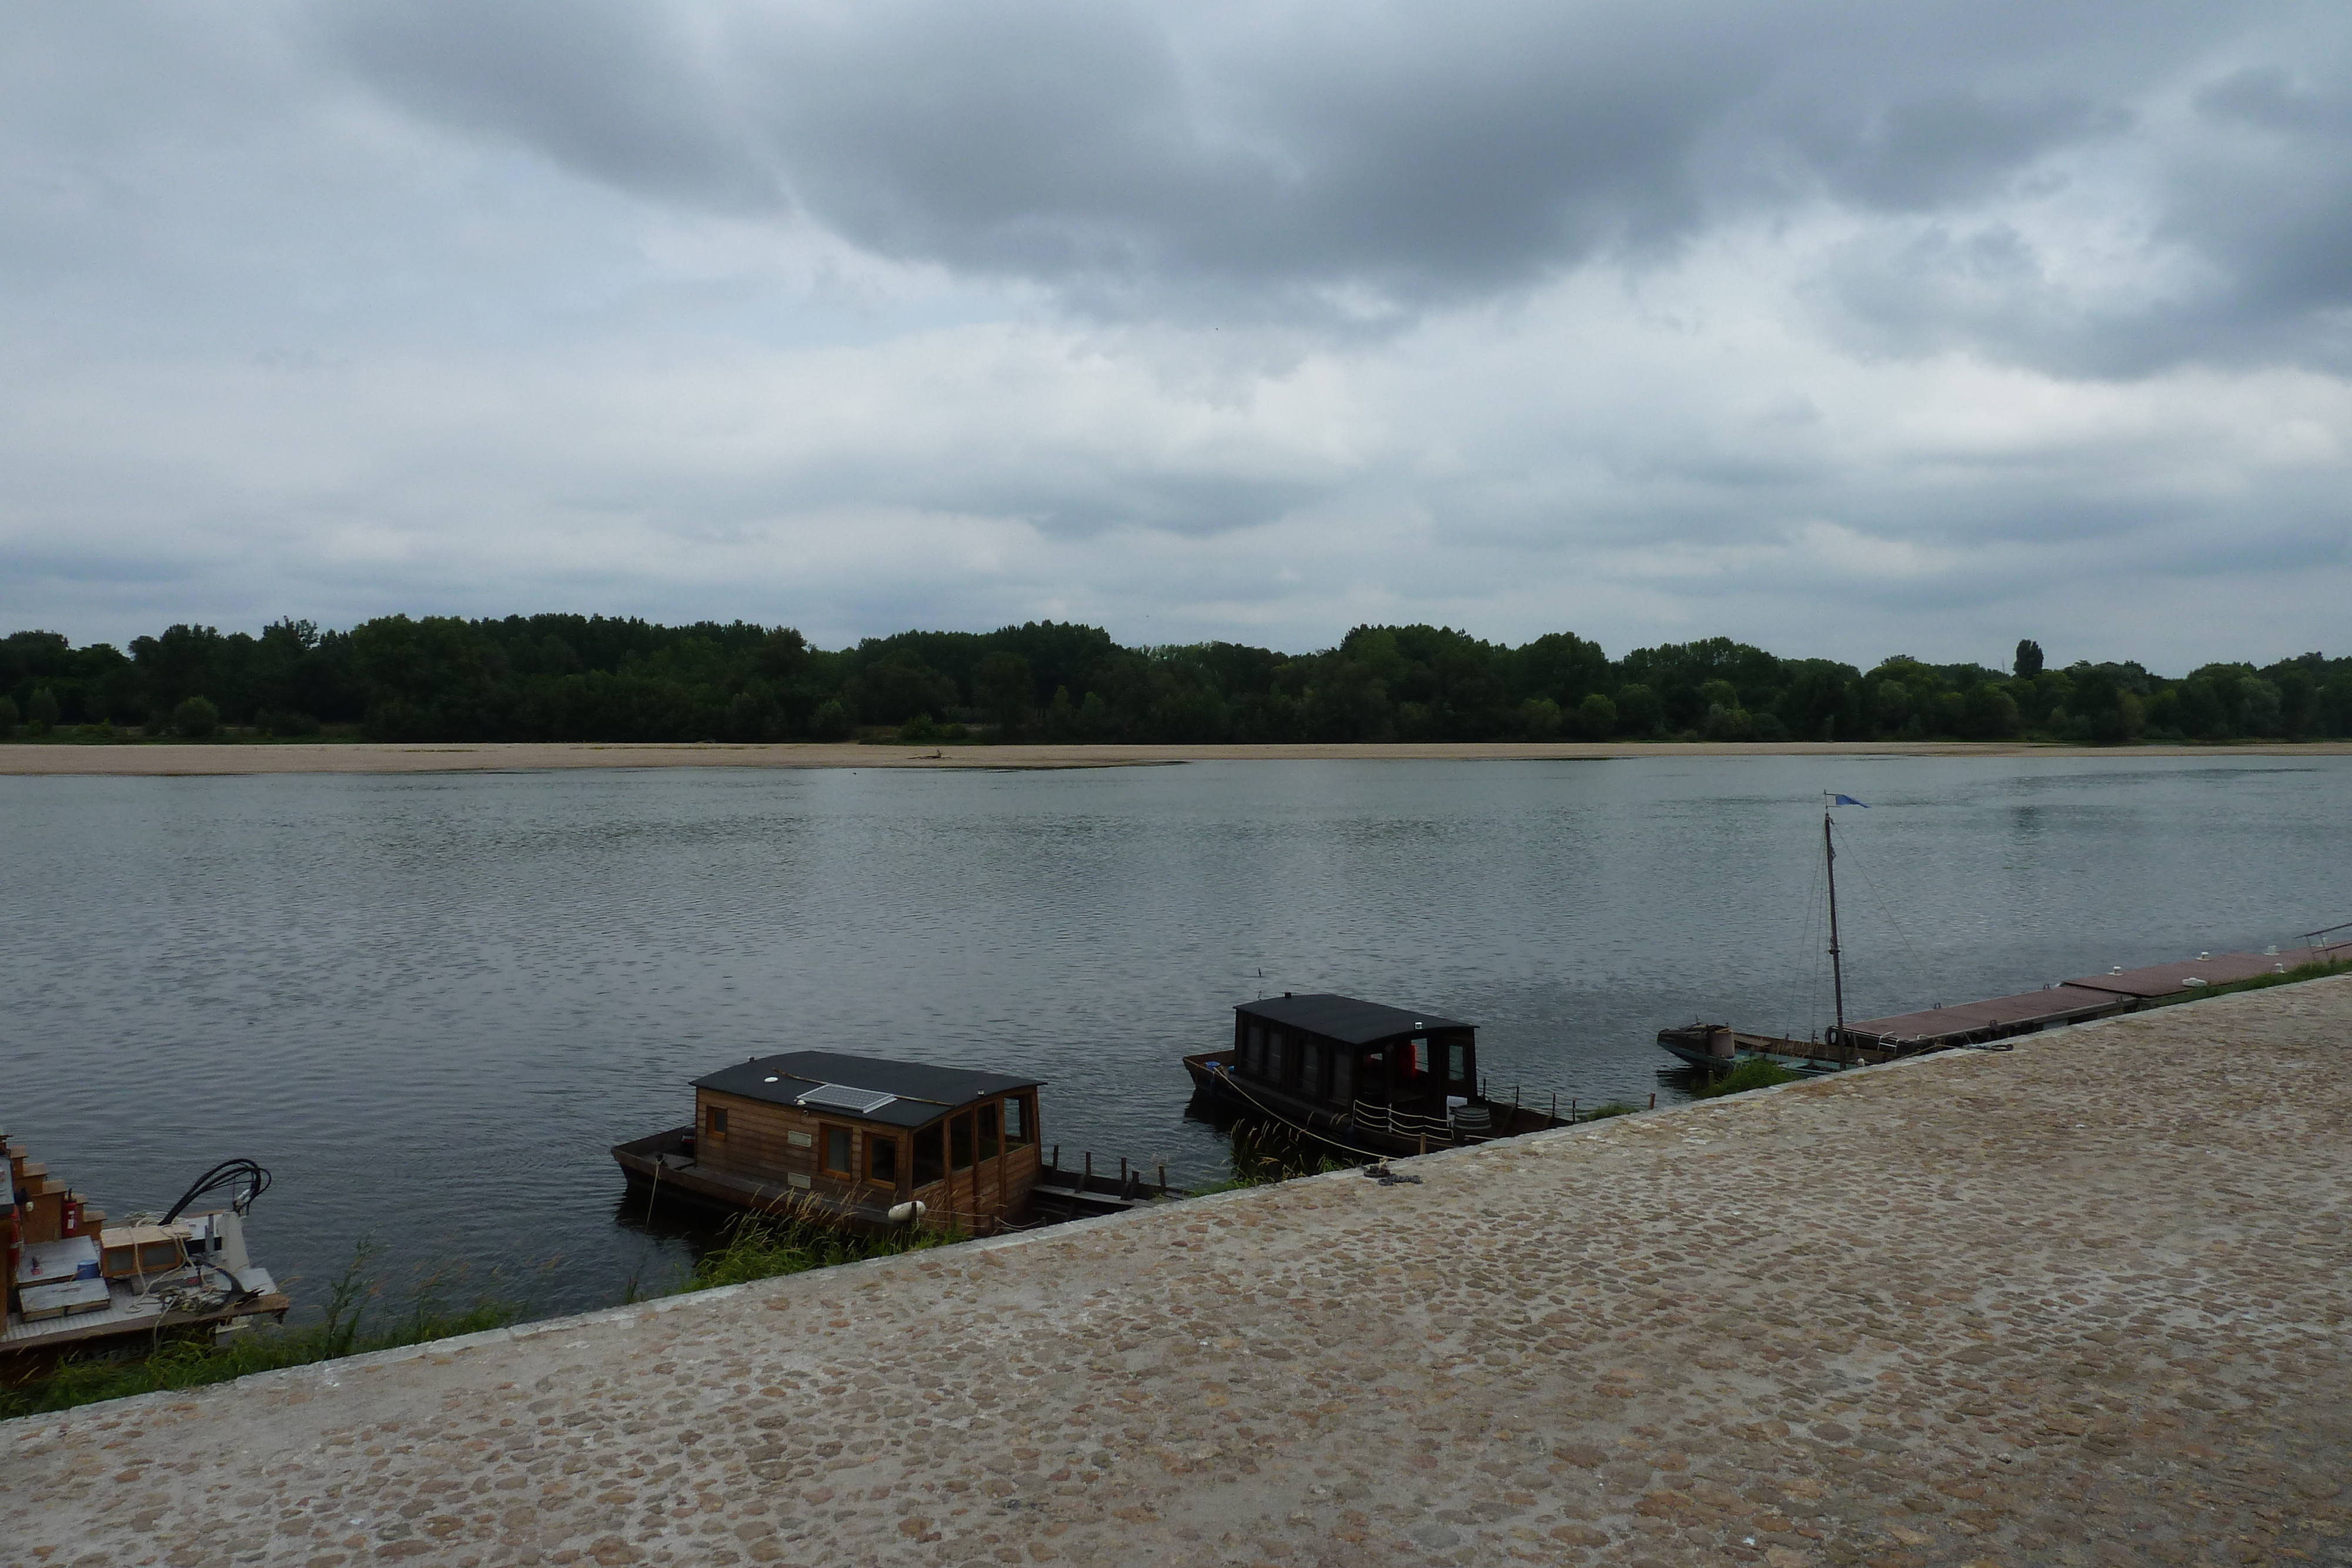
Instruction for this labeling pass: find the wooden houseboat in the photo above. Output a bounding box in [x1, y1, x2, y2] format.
[614, 1051, 1051, 1236]
[5, 1140, 287, 1376]
[1183, 993, 1568, 1158]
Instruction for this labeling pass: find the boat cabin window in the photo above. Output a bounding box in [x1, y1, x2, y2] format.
[821, 1125, 854, 1176]
[913, 1125, 944, 1185]
[1331, 1052, 1354, 1104]
[978, 1102, 1001, 1160]
[1447, 1039, 1468, 1085]
[1004, 1094, 1033, 1147]
[1265, 1032, 1286, 1082]
[706, 1105, 729, 1136]
[867, 1136, 898, 1183]
[950, 1114, 974, 1171]
[1404, 1039, 1428, 1079]
[139, 1240, 182, 1271]
[1244, 1025, 1264, 1074]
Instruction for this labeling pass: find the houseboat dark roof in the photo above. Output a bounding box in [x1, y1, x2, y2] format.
[692, 1052, 1041, 1131]
[1232, 994, 1471, 1046]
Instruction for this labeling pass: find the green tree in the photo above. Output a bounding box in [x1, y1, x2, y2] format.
[2014, 639, 2044, 678]
[0, 694, 16, 734]
[1575, 693, 1618, 739]
[172, 696, 220, 738]
[27, 687, 59, 732]
[807, 699, 854, 740]
[970, 650, 1035, 737]
[1612, 683, 1662, 737]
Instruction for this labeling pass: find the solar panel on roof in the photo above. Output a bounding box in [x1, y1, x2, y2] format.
[796, 1083, 898, 1116]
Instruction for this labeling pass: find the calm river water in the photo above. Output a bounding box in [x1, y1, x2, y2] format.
[4, 754, 2345, 1322]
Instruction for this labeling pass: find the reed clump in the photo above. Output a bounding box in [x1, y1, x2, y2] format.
[1578, 1101, 1641, 1120]
[1690, 1058, 1802, 1098]
[683, 1205, 955, 1292]
[1193, 1122, 1356, 1193]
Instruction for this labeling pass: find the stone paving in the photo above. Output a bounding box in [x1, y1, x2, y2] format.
[7, 979, 2350, 1568]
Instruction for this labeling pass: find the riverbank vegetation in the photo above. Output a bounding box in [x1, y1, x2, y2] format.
[679, 1209, 956, 1292]
[6, 620, 2351, 747]
[0, 1242, 515, 1419]
[1, 1211, 953, 1419]
[1690, 1059, 1803, 1098]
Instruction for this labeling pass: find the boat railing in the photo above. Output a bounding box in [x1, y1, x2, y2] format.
[1351, 1099, 1477, 1144]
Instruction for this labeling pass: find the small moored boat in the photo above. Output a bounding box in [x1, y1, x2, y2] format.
[615, 1051, 1055, 1236]
[1184, 992, 1568, 1158]
[5, 1142, 288, 1373]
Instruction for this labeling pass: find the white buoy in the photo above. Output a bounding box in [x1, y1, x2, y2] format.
[887, 1201, 927, 1225]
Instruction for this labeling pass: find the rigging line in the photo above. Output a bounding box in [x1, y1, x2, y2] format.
[1833, 833, 1936, 995]
[1207, 1065, 1455, 1164]
[1792, 846, 1829, 1038]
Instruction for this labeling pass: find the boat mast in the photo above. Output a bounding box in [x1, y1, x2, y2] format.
[1823, 798, 1846, 1048]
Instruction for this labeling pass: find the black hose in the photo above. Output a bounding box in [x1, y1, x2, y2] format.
[160, 1159, 272, 1226]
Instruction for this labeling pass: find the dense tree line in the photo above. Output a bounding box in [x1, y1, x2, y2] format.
[4, 617, 2351, 745]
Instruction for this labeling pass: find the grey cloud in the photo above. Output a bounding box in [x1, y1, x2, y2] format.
[316, 0, 2268, 329]
[320, 0, 781, 212]
[1798, 92, 2124, 213]
[302, 0, 2352, 375]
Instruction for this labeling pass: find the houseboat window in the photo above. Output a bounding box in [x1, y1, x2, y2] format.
[1302, 1042, 1327, 1098]
[1447, 1040, 1468, 1084]
[707, 1105, 729, 1135]
[978, 1102, 1001, 1160]
[1408, 1039, 1430, 1077]
[139, 1241, 182, 1271]
[950, 1114, 974, 1171]
[868, 1136, 898, 1183]
[1267, 1032, 1286, 1082]
[1242, 1028, 1262, 1075]
[1004, 1094, 1033, 1146]
[914, 1125, 944, 1185]
[1332, 1052, 1354, 1104]
[821, 1126, 854, 1175]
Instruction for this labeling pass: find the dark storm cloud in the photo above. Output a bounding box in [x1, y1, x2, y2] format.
[312, 0, 2344, 346]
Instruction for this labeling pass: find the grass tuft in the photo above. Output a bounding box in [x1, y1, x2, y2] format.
[1192, 1123, 1355, 1193]
[1690, 1058, 1802, 1098]
[683, 1206, 955, 1292]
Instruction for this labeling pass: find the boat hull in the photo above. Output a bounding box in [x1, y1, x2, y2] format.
[1654, 1025, 1886, 1075]
[1183, 1049, 1566, 1159]
[613, 1126, 1183, 1233]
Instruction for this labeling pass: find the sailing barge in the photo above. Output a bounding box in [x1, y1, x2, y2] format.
[5, 1139, 287, 1373]
[1184, 993, 1568, 1157]
[1658, 798, 2352, 1072]
[614, 1049, 1182, 1235]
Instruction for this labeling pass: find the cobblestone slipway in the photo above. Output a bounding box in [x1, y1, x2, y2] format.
[8, 979, 2349, 1567]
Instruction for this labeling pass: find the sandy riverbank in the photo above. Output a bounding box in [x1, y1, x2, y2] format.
[4, 737, 2348, 775]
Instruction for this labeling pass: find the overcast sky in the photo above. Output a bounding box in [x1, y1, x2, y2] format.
[4, 1, 2349, 670]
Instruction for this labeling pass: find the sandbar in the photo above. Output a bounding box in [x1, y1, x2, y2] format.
[1, 737, 2347, 775]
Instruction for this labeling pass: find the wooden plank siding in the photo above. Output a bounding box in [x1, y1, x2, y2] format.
[694, 1088, 1041, 1233]
[911, 1141, 1041, 1235]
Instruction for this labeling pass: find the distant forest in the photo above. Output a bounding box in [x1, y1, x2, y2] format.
[4, 616, 2350, 745]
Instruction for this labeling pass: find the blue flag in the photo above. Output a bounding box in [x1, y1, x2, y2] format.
[1829, 793, 1869, 808]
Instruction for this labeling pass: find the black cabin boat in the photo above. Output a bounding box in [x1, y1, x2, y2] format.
[1184, 993, 1567, 1158]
